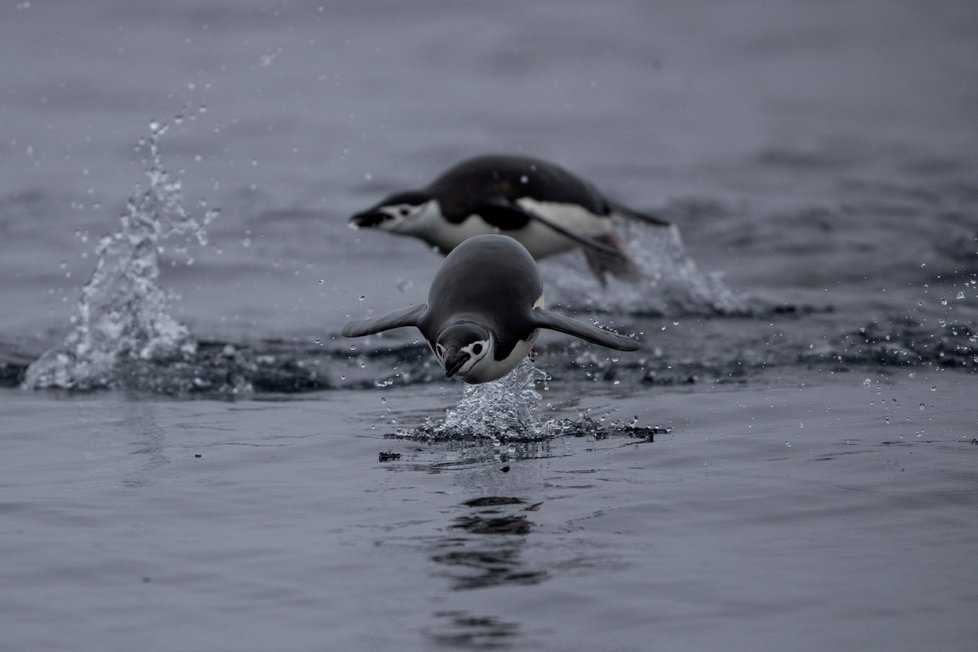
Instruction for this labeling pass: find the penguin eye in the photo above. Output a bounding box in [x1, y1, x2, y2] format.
[472, 343, 483, 355]
[398, 206, 412, 217]
[436, 344, 445, 357]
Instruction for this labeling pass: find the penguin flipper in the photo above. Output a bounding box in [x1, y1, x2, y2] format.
[609, 201, 671, 227]
[531, 308, 640, 351]
[476, 199, 623, 259]
[342, 304, 427, 338]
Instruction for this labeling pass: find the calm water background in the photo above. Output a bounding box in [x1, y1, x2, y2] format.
[1, 1, 977, 650]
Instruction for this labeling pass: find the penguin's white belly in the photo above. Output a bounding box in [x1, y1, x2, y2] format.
[460, 294, 545, 384]
[514, 199, 614, 258]
[466, 331, 538, 383]
[417, 200, 613, 259]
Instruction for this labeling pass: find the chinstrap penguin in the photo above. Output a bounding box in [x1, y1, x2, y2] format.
[348, 154, 670, 285]
[342, 234, 640, 383]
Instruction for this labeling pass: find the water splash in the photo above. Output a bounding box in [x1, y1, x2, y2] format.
[23, 121, 219, 390]
[543, 223, 746, 315]
[400, 359, 667, 443]
[409, 360, 551, 441]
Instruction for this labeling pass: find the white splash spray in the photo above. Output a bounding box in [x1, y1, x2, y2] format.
[23, 121, 218, 390]
[543, 222, 746, 315]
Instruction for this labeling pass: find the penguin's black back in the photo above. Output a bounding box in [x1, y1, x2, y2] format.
[427, 155, 611, 222]
[422, 235, 542, 360]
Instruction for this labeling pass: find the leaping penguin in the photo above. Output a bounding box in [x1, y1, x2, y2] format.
[342, 234, 639, 384]
[349, 154, 670, 285]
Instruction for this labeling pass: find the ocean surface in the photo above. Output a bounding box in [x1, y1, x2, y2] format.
[1, 1, 977, 650]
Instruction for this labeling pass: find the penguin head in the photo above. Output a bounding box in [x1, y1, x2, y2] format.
[349, 191, 438, 233]
[433, 322, 493, 380]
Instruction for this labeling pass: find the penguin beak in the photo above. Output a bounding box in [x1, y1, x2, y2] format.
[443, 348, 470, 378]
[349, 210, 386, 229]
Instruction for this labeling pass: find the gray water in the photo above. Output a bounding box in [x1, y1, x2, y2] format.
[2, 1, 977, 650]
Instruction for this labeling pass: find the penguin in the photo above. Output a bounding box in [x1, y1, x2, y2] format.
[342, 234, 640, 384]
[348, 154, 670, 285]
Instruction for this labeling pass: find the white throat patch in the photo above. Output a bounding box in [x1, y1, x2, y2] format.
[388, 200, 442, 235]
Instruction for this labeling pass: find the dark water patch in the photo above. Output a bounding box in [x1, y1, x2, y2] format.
[463, 497, 524, 508]
[9, 308, 976, 396]
[0, 340, 35, 388]
[803, 317, 978, 370]
[451, 514, 533, 537]
[426, 610, 522, 647]
[427, 496, 547, 593]
[757, 145, 863, 171]
[401, 417, 667, 445]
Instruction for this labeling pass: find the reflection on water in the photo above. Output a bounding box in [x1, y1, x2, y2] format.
[425, 496, 545, 648]
[432, 497, 546, 591]
[118, 402, 168, 489]
[426, 610, 522, 649]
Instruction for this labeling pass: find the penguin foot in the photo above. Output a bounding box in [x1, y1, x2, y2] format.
[581, 232, 642, 286]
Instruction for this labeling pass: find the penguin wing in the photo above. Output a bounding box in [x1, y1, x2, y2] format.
[342, 304, 427, 338]
[608, 201, 671, 227]
[474, 199, 623, 259]
[531, 308, 640, 351]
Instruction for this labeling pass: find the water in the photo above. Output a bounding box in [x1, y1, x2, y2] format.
[2, 1, 977, 650]
[23, 121, 218, 391]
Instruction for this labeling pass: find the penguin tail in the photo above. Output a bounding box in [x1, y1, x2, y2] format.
[581, 232, 642, 286]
